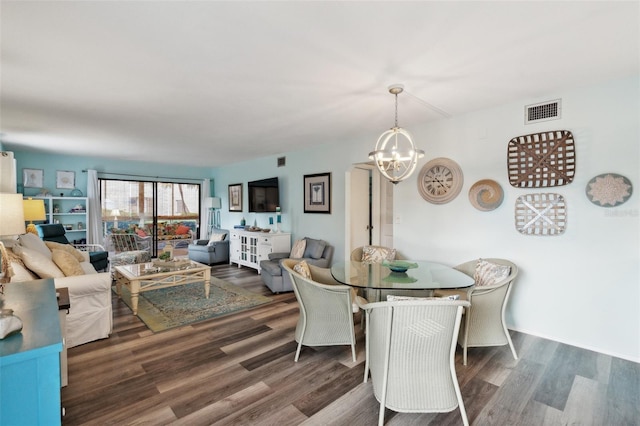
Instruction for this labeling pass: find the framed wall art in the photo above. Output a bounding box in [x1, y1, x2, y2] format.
[23, 168, 44, 188]
[304, 172, 331, 213]
[228, 183, 243, 212]
[56, 170, 76, 189]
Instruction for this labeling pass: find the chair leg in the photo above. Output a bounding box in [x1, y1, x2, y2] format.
[294, 341, 303, 362]
[505, 328, 518, 360]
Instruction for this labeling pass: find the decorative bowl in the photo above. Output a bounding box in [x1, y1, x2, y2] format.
[382, 260, 418, 273]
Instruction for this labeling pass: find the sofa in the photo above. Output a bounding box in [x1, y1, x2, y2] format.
[5, 232, 112, 348]
[187, 229, 230, 265]
[259, 237, 334, 293]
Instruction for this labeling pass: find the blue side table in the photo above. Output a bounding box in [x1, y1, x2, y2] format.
[0, 278, 63, 425]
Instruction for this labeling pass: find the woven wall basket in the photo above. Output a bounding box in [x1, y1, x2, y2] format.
[515, 193, 566, 236]
[507, 130, 576, 188]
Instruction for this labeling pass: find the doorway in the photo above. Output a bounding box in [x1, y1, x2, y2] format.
[345, 164, 393, 260]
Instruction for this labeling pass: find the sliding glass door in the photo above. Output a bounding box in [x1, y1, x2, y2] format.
[100, 179, 201, 256]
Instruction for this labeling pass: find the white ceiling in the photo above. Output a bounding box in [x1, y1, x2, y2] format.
[1, 1, 638, 167]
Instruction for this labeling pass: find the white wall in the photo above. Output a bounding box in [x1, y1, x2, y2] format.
[394, 76, 639, 361]
[215, 76, 639, 361]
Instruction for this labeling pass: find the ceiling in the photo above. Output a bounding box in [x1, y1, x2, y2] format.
[1, 1, 638, 167]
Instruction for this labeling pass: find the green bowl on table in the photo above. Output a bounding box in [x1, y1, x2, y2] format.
[382, 260, 418, 273]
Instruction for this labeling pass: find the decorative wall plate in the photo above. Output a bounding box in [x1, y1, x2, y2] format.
[515, 193, 566, 236]
[469, 179, 504, 211]
[586, 173, 632, 207]
[507, 130, 576, 188]
[417, 157, 464, 204]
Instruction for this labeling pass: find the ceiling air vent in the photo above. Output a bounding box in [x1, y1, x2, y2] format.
[525, 99, 561, 124]
[277, 156, 286, 167]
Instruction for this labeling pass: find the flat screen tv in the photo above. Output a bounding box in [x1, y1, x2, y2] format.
[248, 177, 280, 212]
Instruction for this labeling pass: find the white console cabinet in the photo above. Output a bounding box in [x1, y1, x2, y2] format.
[229, 230, 290, 273]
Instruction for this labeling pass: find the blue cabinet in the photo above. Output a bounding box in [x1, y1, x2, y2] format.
[0, 279, 62, 425]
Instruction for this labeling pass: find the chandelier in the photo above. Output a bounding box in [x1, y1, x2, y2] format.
[369, 85, 424, 184]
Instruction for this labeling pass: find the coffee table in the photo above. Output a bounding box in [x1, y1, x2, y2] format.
[114, 260, 211, 315]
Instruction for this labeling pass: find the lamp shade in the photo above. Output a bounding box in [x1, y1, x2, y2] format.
[111, 209, 121, 217]
[23, 198, 46, 222]
[210, 197, 222, 209]
[0, 193, 26, 237]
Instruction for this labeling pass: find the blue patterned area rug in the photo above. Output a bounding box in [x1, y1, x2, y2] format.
[113, 277, 273, 332]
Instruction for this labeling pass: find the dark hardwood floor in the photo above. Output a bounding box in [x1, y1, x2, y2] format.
[62, 264, 640, 425]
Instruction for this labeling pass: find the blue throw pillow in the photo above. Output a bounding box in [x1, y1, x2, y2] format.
[303, 237, 326, 259]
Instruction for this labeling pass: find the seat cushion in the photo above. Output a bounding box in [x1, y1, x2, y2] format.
[260, 260, 282, 276]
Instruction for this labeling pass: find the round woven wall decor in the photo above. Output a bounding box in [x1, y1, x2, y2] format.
[586, 173, 632, 207]
[469, 179, 504, 211]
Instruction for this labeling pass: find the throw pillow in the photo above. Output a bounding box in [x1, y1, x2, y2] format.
[51, 249, 85, 277]
[14, 245, 65, 279]
[136, 229, 147, 237]
[208, 233, 226, 245]
[293, 260, 312, 279]
[474, 259, 511, 287]
[17, 232, 52, 259]
[176, 225, 191, 235]
[303, 237, 326, 260]
[361, 245, 396, 263]
[290, 239, 307, 258]
[44, 241, 85, 262]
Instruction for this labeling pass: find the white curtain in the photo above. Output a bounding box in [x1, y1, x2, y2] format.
[86, 170, 103, 247]
[200, 178, 211, 239]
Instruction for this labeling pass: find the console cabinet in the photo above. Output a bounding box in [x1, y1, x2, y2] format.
[230, 230, 290, 273]
[0, 279, 63, 425]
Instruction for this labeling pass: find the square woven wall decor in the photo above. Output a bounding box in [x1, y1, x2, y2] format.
[515, 193, 566, 236]
[507, 130, 576, 188]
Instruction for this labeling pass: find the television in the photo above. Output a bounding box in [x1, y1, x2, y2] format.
[248, 177, 280, 212]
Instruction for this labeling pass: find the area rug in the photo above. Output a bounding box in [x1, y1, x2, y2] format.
[113, 278, 273, 332]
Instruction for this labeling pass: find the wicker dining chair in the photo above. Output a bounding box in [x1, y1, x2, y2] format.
[281, 259, 358, 362]
[436, 258, 519, 365]
[357, 297, 471, 426]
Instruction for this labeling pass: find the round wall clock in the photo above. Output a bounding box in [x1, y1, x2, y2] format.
[417, 157, 464, 204]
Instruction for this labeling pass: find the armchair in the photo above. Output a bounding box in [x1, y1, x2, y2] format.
[357, 297, 470, 426]
[260, 237, 334, 293]
[187, 229, 230, 265]
[435, 258, 519, 365]
[36, 224, 109, 271]
[281, 259, 358, 362]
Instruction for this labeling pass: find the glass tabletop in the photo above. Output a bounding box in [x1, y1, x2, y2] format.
[330, 260, 474, 291]
[116, 260, 205, 278]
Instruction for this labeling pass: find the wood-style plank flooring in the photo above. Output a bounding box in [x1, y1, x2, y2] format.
[62, 264, 640, 425]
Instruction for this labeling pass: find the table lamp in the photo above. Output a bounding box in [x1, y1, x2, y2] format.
[23, 197, 46, 235]
[112, 209, 120, 230]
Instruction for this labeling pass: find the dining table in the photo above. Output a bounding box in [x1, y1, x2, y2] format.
[330, 260, 475, 301]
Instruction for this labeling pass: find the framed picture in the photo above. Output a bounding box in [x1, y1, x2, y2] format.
[304, 172, 331, 213]
[23, 168, 44, 188]
[56, 170, 76, 189]
[228, 183, 243, 211]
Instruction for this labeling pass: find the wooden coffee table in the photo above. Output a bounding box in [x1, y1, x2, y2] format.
[114, 260, 211, 315]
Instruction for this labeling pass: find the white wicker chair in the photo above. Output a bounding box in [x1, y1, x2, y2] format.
[436, 258, 519, 365]
[282, 259, 358, 362]
[357, 298, 470, 426]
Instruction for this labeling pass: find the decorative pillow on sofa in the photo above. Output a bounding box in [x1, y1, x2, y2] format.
[13, 245, 65, 279]
[293, 260, 311, 279]
[5, 248, 37, 282]
[44, 241, 85, 262]
[17, 232, 52, 259]
[474, 259, 511, 287]
[361, 245, 396, 263]
[208, 233, 226, 245]
[290, 239, 307, 258]
[303, 237, 326, 259]
[51, 249, 85, 277]
[176, 225, 191, 235]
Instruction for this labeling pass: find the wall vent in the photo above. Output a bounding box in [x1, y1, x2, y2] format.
[525, 99, 561, 124]
[277, 156, 286, 167]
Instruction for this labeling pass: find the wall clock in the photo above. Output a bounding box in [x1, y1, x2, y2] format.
[417, 157, 464, 204]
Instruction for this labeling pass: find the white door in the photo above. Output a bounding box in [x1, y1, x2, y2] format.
[350, 167, 371, 251]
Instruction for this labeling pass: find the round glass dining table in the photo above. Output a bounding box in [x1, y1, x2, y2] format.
[330, 260, 474, 292]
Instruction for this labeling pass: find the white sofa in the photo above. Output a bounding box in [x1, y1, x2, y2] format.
[6, 233, 112, 348]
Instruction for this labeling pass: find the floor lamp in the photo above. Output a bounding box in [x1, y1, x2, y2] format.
[23, 198, 46, 235]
